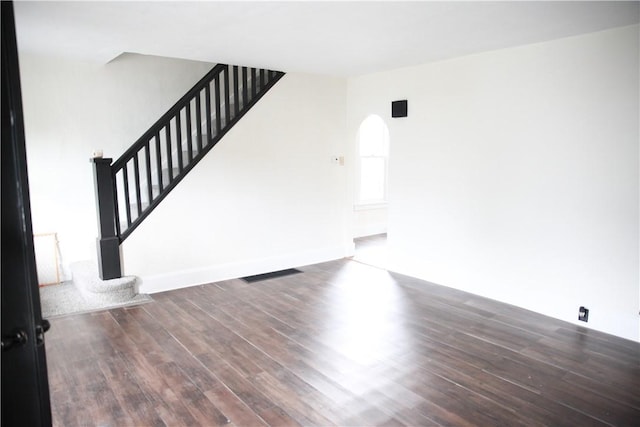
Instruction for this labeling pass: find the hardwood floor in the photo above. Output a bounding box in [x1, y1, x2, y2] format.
[45, 258, 640, 426]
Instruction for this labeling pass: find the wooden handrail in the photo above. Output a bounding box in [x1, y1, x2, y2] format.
[113, 63, 226, 171]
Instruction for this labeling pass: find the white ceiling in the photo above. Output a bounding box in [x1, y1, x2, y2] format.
[14, 1, 640, 77]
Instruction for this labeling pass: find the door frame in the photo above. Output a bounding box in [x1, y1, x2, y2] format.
[1, 2, 52, 425]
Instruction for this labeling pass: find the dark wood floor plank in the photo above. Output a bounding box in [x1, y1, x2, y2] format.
[540, 375, 640, 426]
[522, 336, 640, 387]
[155, 361, 230, 426]
[561, 370, 640, 410]
[45, 254, 640, 426]
[192, 302, 379, 426]
[394, 348, 606, 427]
[428, 330, 569, 393]
[98, 353, 166, 427]
[252, 371, 337, 426]
[96, 309, 209, 426]
[196, 351, 300, 426]
[204, 384, 269, 427]
[126, 303, 260, 427]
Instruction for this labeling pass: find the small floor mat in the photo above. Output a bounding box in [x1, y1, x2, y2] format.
[241, 268, 302, 283]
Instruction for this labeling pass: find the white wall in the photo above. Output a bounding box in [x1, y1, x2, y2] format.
[20, 53, 214, 280]
[20, 53, 351, 288]
[21, 26, 639, 341]
[347, 25, 640, 341]
[353, 205, 387, 238]
[121, 73, 350, 292]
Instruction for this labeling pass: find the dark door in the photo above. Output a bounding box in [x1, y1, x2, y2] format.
[1, 2, 53, 425]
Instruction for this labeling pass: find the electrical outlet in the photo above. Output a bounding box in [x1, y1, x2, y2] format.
[578, 306, 589, 322]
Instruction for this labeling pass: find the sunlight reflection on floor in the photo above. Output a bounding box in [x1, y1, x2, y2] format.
[320, 262, 410, 366]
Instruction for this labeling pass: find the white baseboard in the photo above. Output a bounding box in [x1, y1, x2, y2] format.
[353, 223, 387, 239]
[138, 245, 348, 294]
[344, 239, 356, 257]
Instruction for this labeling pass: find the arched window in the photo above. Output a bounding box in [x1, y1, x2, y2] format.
[358, 115, 389, 203]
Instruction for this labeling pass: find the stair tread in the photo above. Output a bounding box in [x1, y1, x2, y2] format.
[70, 261, 137, 294]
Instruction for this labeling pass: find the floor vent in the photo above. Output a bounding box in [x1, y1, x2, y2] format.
[241, 268, 302, 283]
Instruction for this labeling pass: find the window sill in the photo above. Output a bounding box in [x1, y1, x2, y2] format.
[354, 202, 388, 211]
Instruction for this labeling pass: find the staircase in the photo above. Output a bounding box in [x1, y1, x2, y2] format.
[92, 64, 285, 280]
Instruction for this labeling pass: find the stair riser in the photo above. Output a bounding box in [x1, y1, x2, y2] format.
[70, 261, 138, 305]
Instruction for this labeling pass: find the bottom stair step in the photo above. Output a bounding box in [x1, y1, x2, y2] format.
[70, 261, 138, 305]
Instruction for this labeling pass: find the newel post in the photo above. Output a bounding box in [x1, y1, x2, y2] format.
[91, 157, 122, 279]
